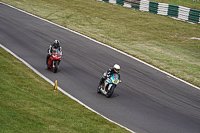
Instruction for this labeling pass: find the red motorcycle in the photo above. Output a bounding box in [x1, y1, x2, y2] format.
[47, 49, 62, 73]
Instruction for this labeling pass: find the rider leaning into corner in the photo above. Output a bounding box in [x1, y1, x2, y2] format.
[98, 64, 121, 88]
[46, 40, 62, 65]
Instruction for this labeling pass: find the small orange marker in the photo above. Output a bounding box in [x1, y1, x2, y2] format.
[53, 80, 58, 91]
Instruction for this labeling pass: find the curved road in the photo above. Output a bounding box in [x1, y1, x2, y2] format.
[1, 3, 200, 133]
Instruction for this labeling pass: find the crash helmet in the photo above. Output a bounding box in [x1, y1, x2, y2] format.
[113, 64, 120, 73]
[53, 40, 60, 48]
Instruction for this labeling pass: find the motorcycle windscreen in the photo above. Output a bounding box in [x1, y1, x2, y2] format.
[110, 73, 119, 85]
[52, 50, 60, 55]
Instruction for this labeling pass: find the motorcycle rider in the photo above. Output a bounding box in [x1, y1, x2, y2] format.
[98, 64, 121, 88]
[46, 40, 62, 65]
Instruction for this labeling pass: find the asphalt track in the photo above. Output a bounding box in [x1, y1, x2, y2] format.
[1, 3, 200, 133]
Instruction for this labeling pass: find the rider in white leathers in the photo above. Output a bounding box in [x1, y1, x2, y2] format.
[98, 64, 121, 88]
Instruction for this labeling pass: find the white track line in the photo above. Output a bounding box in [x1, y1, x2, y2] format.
[0, 43, 135, 133]
[1, 1, 200, 132]
[1, 2, 199, 91]
[0, 2, 136, 132]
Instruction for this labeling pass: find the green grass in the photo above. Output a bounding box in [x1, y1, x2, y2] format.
[0, 0, 200, 131]
[0, 47, 129, 133]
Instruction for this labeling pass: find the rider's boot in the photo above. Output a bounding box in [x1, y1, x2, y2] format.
[102, 89, 106, 94]
[98, 77, 105, 88]
[46, 54, 50, 65]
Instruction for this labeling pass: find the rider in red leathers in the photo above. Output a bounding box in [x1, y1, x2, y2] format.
[46, 40, 62, 65]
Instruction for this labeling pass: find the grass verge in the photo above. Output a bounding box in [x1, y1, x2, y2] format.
[0, 0, 199, 132]
[0, 47, 130, 132]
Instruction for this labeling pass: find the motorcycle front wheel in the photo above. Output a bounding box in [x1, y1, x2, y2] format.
[53, 61, 58, 73]
[106, 85, 115, 98]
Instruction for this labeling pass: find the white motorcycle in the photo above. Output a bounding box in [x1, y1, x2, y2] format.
[97, 73, 120, 98]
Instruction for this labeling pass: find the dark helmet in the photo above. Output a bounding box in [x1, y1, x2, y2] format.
[53, 40, 60, 48]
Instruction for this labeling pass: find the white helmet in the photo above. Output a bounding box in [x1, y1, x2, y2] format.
[113, 64, 120, 73]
